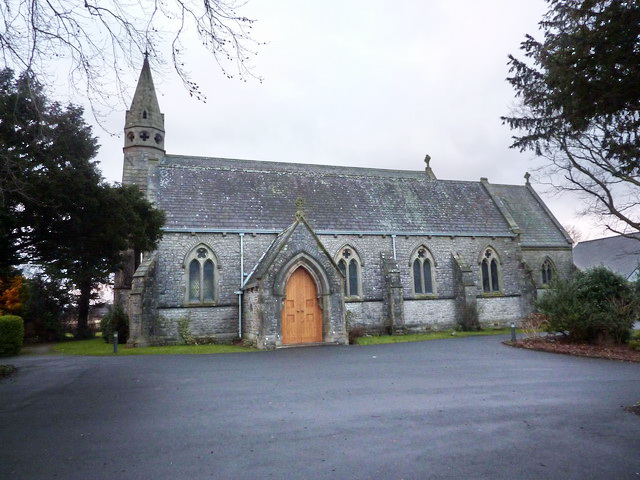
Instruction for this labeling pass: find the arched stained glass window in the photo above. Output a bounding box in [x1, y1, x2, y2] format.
[413, 259, 422, 293]
[348, 259, 359, 297]
[189, 259, 200, 301]
[338, 259, 347, 295]
[411, 247, 435, 295]
[203, 260, 215, 301]
[490, 259, 499, 291]
[336, 247, 361, 298]
[481, 260, 490, 292]
[185, 245, 217, 304]
[541, 259, 554, 285]
[481, 248, 501, 292]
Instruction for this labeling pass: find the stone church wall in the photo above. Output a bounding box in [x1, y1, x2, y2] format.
[155, 232, 276, 308]
[321, 234, 525, 300]
[403, 299, 457, 331]
[241, 286, 262, 343]
[324, 234, 530, 332]
[477, 296, 524, 326]
[521, 247, 575, 288]
[155, 306, 238, 343]
[345, 301, 385, 333]
[142, 229, 562, 344]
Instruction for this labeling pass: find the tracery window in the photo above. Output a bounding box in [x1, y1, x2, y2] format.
[336, 247, 361, 298]
[481, 248, 501, 293]
[411, 246, 436, 295]
[541, 259, 554, 286]
[185, 245, 217, 304]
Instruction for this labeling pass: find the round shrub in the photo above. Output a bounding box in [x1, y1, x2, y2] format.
[0, 315, 24, 356]
[100, 305, 129, 344]
[537, 267, 638, 344]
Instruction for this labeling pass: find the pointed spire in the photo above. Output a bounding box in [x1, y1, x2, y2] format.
[125, 56, 162, 129]
[124, 55, 165, 151]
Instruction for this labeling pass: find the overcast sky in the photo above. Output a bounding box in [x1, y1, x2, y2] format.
[90, 0, 603, 242]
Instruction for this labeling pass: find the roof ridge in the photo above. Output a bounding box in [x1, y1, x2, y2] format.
[162, 154, 488, 184]
[576, 232, 640, 246]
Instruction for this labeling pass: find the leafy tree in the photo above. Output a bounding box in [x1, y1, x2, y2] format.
[0, 0, 261, 110]
[0, 69, 164, 338]
[502, 0, 640, 236]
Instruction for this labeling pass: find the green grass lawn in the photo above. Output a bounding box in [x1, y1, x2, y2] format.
[355, 328, 519, 345]
[53, 338, 258, 356]
[48, 328, 523, 354]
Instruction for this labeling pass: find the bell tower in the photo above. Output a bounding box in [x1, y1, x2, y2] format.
[115, 55, 165, 311]
[122, 53, 165, 200]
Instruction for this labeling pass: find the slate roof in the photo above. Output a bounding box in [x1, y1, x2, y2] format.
[573, 234, 640, 280]
[154, 155, 567, 245]
[243, 216, 340, 287]
[487, 184, 571, 247]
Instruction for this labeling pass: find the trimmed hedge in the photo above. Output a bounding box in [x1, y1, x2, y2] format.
[0, 315, 24, 356]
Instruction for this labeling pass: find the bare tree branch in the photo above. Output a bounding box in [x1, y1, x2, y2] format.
[0, 0, 262, 116]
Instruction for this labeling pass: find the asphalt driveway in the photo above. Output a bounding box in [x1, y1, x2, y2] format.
[1, 336, 639, 480]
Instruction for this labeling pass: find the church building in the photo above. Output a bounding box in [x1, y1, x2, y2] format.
[115, 59, 574, 349]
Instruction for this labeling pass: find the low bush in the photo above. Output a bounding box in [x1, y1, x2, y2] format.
[348, 326, 366, 345]
[457, 304, 481, 331]
[0, 315, 24, 356]
[178, 316, 196, 345]
[100, 305, 129, 344]
[537, 267, 638, 344]
[521, 312, 549, 339]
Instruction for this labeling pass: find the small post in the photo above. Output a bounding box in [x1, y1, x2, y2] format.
[113, 332, 118, 353]
[510, 322, 516, 342]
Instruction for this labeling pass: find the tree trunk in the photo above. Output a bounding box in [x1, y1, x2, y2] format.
[76, 280, 93, 339]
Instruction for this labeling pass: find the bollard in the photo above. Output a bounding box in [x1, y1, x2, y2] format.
[113, 331, 118, 353]
[510, 322, 516, 342]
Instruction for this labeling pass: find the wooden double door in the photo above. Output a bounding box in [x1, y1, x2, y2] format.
[282, 267, 323, 344]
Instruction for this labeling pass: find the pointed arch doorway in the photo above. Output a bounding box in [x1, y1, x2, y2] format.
[282, 267, 323, 344]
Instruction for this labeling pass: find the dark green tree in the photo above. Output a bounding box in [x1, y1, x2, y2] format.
[537, 267, 639, 344]
[0, 69, 164, 338]
[29, 182, 164, 338]
[502, 0, 640, 235]
[21, 275, 71, 342]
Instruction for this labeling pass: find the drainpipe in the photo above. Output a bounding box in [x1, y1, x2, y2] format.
[391, 234, 397, 261]
[237, 233, 245, 339]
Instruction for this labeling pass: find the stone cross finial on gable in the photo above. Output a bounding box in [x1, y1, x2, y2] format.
[424, 153, 436, 180]
[524, 172, 531, 185]
[295, 197, 305, 220]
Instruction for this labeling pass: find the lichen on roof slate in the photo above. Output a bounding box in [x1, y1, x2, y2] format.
[154, 155, 565, 244]
[489, 184, 570, 247]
